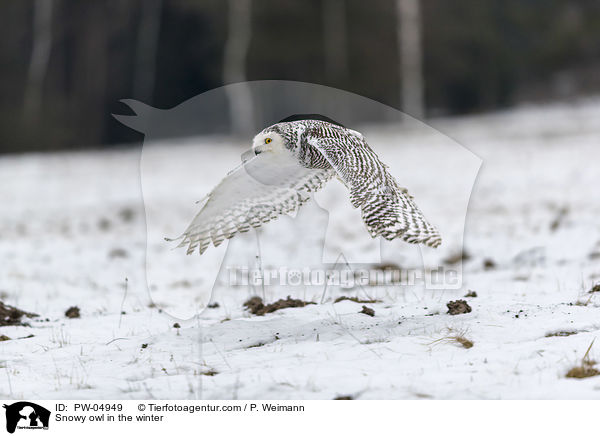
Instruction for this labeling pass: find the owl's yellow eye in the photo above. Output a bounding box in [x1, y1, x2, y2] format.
[265, 138, 272, 144]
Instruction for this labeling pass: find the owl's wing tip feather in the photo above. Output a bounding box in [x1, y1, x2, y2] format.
[426, 235, 442, 248]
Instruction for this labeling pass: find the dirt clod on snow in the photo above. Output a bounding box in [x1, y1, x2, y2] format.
[359, 306, 375, 317]
[447, 300, 472, 315]
[65, 306, 80, 318]
[243, 296, 315, 316]
[0, 301, 38, 326]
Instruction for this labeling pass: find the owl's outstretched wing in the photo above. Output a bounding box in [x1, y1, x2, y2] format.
[307, 128, 442, 248]
[175, 151, 333, 255]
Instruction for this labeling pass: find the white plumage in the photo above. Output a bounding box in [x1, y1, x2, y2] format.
[174, 115, 441, 255]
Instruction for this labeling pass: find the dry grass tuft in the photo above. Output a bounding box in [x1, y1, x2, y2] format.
[572, 284, 600, 306]
[566, 366, 600, 379]
[431, 328, 474, 349]
[565, 340, 600, 379]
[334, 296, 381, 304]
[246, 342, 266, 349]
[574, 293, 595, 306]
[589, 284, 600, 294]
[452, 336, 474, 349]
[546, 330, 578, 337]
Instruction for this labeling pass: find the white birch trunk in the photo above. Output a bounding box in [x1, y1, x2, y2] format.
[397, 0, 425, 119]
[223, 0, 255, 136]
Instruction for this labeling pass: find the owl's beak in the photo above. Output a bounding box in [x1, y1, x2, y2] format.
[241, 145, 268, 164]
[252, 144, 271, 155]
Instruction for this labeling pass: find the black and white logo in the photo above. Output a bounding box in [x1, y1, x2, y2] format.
[3, 402, 50, 434]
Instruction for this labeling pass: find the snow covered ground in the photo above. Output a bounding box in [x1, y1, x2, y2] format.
[1, 98, 600, 399]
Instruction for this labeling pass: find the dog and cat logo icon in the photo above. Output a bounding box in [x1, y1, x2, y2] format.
[3, 402, 50, 433]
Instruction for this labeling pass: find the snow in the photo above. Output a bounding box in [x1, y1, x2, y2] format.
[1, 98, 600, 399]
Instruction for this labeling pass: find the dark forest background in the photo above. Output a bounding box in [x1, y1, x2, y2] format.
[1, 0, 600, 153]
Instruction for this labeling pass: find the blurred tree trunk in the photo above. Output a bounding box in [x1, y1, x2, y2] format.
[23, 0, 53, 123]
[323, 0, 348, 84]
[223, 0, 255, 136]
[133, 0, 162, 103]
[397, 0, 424, 119]
[71, 3, 108, 146]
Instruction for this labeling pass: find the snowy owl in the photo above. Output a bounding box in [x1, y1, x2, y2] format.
[173, 115, 441, 255]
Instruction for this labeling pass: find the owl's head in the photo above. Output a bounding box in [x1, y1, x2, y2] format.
[251, 129, 288, 156]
